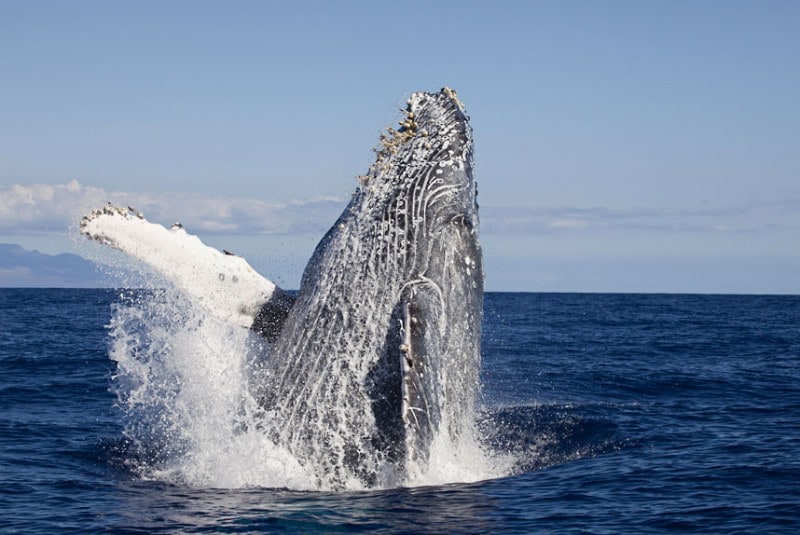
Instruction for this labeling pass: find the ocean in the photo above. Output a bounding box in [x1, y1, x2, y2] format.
[1, 289, 798, 533]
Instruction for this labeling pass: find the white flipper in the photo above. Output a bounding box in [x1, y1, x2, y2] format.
[80, 205, 276, 330]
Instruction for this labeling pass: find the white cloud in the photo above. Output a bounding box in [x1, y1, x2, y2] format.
[3, 181, 798, 243]
[481, 200, 800, 235]
[0, 180, 101, 232]
[0, 180, 347, 235]
[547, 217, 589, 230]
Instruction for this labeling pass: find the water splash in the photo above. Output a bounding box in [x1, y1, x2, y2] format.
[108, 288, 511, 490]
[90, 89, 520, 490]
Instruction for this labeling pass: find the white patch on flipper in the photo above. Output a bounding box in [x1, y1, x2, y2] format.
[80, 205, 275, 329]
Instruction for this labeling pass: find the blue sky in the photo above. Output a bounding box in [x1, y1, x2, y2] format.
[1, 1, 798, 292]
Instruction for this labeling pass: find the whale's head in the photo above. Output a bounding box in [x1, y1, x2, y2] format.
[343, 88, 483, 469]
[356, 87, 478, 246]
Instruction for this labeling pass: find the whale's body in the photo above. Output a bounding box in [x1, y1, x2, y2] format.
[81, 88, 483, 488]
[256, 89, 482, 486]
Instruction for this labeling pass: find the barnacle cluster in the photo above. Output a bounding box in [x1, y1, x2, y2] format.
[80, 203, 143, 229]
[357, 87, 464, 188]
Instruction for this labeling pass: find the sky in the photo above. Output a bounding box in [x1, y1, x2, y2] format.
[1, 0, 798, 293]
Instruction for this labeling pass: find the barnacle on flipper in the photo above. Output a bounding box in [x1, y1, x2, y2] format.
[80, 203, 134, 230]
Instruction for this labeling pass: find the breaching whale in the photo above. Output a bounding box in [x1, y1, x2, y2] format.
[81, 88, 483, 488]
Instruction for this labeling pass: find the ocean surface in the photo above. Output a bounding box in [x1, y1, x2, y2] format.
[1, 289, 799, 533]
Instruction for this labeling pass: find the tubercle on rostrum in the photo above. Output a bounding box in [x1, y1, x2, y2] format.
[357, 88, 466, 188]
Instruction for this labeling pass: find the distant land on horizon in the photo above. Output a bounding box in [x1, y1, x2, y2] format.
[1, 242, 798, 296]
[0, 243, 111, 288]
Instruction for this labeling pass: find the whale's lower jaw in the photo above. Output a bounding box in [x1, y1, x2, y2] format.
[256, 88, 483, 487]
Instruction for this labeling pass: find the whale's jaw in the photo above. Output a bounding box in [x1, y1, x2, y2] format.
[258, 88, 483, 487]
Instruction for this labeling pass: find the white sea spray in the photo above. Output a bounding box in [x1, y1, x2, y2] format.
[107, 286, 511, 490]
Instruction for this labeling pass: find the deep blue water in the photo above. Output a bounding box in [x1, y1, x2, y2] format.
[1, 289, 799, 533]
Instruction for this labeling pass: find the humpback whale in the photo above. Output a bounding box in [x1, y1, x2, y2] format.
[81, 88, 483, 488]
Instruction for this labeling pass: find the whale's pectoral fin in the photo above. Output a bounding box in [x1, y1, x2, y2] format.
[80, 204, 294, 338]
[399, 283, 446, 465]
